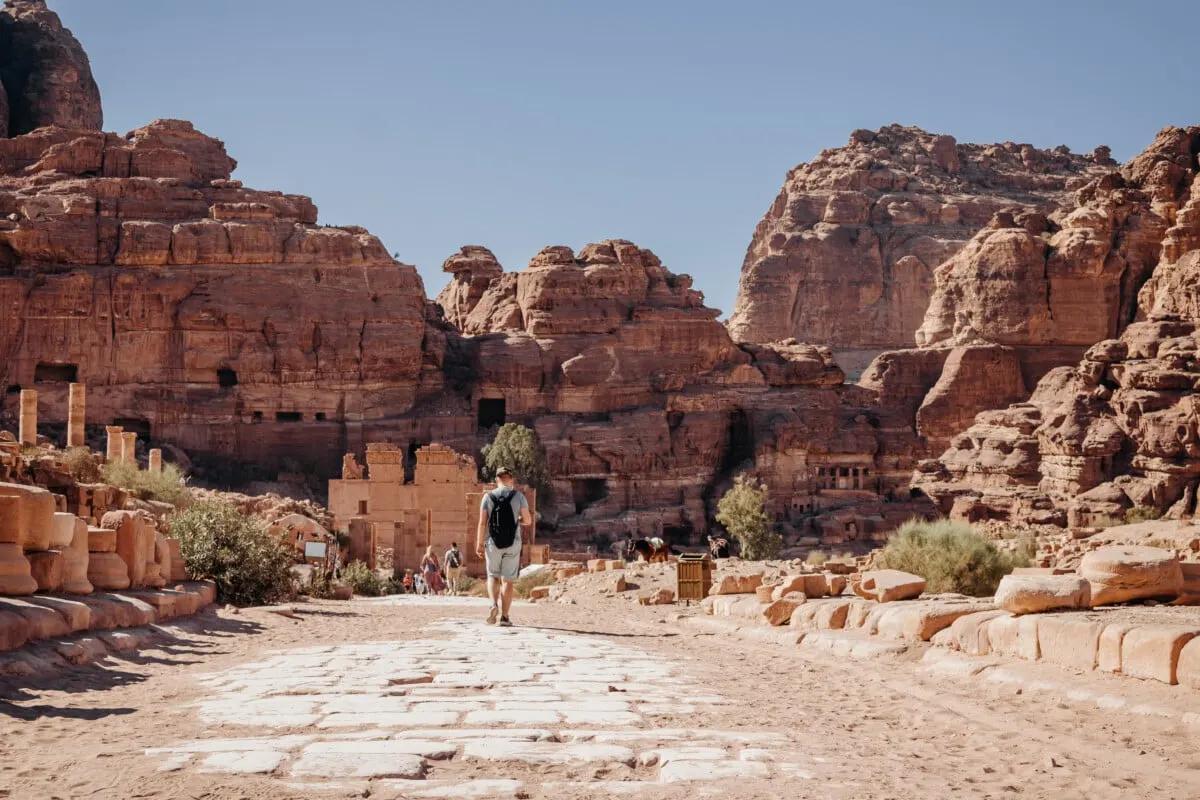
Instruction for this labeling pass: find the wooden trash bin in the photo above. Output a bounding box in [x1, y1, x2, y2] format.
[676, 553, 713, 603]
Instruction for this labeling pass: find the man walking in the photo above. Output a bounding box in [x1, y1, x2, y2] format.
[443, 541, 464, 595]
[476, 467, 531, 626]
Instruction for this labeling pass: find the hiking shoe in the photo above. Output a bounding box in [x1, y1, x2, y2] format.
[498, 616, 513, 627]
[486, 605, 499, 625]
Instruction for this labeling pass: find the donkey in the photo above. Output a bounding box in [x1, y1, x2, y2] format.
[624, 535, 674, 563]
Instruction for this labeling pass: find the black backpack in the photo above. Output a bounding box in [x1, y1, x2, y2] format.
[488, 490, 519, 548]
[446, 549, 461, 569]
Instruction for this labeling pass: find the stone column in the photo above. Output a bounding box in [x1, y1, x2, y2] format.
[18, 389, 36, 446]
[105, 426, 124, 462]
[121, 432, 138, 465]
[148, 449, 163, 473]
[67, 383, 86, 448]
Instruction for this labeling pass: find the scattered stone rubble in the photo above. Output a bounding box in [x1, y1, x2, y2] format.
[672, 539, 1200, 691]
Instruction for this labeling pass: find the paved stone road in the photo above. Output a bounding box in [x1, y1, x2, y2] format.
[147, 613, 810, 796]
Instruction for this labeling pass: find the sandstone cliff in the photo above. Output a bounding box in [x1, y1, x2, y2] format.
[0, 118, 436, 475]
[729, 125, 1110, 367]
[913, 126, 1200, 526]
[433, 241, 927, 542]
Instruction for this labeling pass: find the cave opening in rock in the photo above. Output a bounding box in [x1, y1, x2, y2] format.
[315, 412, 327, 421]
[34, 362, 78, 383]
[275, 411, 302, 422]
[217, 367, 238, 388]
[717, 408, 755, 476]
[477, 398, 506, 430]
[572, 478, 609, 515]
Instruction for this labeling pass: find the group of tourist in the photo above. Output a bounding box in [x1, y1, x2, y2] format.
[398, 542, 467, 596]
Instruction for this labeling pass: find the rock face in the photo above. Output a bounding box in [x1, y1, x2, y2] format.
[915, 127, 1200, 525]
[433, 241, 930, 541]
[729, 125, 1109, 363]
[0, 0, 103, 135]
[0, 118, 432, 473]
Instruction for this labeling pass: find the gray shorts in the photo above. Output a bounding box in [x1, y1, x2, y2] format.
[485, 536, 522, 581]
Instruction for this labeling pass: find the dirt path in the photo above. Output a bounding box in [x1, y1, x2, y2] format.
[2, 596, 1199, 799]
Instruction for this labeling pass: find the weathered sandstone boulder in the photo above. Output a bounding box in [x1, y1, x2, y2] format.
[710, 573, 764, 596]
[1120, 624, 1200, 684]
[851, 569, 926, 602]
[994, 574, 1090, 614]
[762, 596, 804, 626]
[1079, 546, 1183, 606]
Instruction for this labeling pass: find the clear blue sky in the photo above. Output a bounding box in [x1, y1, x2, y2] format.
[57, 0, 1196, 317]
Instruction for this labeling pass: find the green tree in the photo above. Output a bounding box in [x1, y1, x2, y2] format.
[715, 474, 781, 560]
[482, 423, 551, 499]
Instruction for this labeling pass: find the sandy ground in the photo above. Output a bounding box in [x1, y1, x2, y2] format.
[2, 593, 1200, 800]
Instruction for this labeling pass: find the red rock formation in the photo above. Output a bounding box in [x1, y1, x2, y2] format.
[0, 117, 435, 472]
[0, 0, 102, 135]
[915, 127, 1200, 526]
[730, 124, 1110, 366]
[434, 243, 929, 542]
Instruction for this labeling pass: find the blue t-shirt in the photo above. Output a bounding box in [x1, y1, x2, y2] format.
[481, 487, 529, 518]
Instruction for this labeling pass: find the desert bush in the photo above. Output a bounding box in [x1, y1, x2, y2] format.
[340, 560, 384, 597]
[876, 518, 1030, 596]
[482, 423, 551, 500]
[715, 474, 782, 561]
[102, 460, 190, 507]
[62, 447, 102, 482]
[170, 500, 295, 606]
[512, 568, 555, 598]
[805, 550, 829, 566]
[305, 568, 335, 599]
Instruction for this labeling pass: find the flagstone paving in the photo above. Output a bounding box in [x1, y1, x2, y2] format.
[146, 619, 807, 795]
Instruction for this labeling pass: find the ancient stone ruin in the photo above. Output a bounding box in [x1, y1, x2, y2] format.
[328, 442, 537, 576]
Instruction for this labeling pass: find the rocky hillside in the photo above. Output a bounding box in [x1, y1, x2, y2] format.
[729, 125, 1111, 369]
[914, 126, 1200, 526]
[433, 242, 929, 543]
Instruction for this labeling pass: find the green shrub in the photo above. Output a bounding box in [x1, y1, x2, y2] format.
[340, 560, 384, 597]
[715, 474, 782, 561]
[512, 568, 555, 598]
[876, 518, 1031, 596]
[169, 501, 295, 606]
[62, 447, 102, 483]
[305, 567, 335, 599]
[102, 460, 191, 507]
